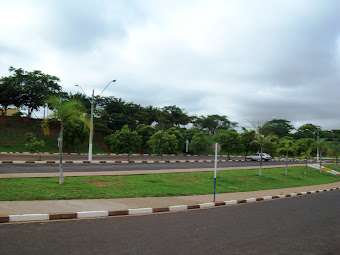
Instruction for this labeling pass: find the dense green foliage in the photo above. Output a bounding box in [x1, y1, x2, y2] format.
[105, 125, 141, 156]
[189, 131, 211, 155]
[215, 129, 243, 159]
[24, 132, 45, 159]
[0, 66, 63, 117]
[1, 66, 340, 156]
[147, 131, 178, 156]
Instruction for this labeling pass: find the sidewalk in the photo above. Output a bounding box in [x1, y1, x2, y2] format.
[1, 181, 339, 223]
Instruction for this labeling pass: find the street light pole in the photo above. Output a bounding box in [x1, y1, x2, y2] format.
[89, 89, 94, 161]
[76, 80, 116, 161]
[317, 129, 320, 161]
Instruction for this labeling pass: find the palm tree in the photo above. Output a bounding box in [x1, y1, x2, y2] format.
[317, 139, 328, 173]
[43, 97, 89, 184]
[251, 134, 277, 176]
[329, 142, 340, 171]
[277, 139, 295, 176]
[300, 149, 312, 175]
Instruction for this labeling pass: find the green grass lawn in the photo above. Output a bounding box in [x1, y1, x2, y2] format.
[1, 166, 339, 201]
[324, 164, 339, 170]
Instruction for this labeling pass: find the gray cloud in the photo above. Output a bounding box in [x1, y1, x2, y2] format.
[1, 0, 340, 130]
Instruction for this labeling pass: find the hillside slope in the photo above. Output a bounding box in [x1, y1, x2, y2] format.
[0, 116, 108, 153]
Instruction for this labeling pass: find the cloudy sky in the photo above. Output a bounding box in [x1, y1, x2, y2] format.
[1, 0, 339, 131]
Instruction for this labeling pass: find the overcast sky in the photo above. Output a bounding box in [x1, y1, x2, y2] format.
[1, 0, 339, 131]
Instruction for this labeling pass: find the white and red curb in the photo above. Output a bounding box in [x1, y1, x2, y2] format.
[0, 159, 301, 164]
[1, 187, 339, 224]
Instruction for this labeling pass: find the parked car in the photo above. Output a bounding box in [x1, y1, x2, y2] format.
[247, 153, 272, 161]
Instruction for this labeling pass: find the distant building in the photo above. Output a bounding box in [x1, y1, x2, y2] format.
[0, 108, 21, 116]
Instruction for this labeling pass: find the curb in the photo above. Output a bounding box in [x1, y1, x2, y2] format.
[1, 187, 339, 224]
[0, 159, 301, 164]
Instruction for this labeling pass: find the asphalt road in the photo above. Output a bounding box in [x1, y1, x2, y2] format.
[0, 161, 302, 173]
[1, 191, 339, 255]
[0, 153, 241, 161]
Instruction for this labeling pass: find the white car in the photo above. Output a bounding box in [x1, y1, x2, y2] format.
[247, 153, 272, 162]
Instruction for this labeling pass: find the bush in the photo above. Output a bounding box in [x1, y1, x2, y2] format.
[189, 132, 210, 155]
[25, 132, 45, 160]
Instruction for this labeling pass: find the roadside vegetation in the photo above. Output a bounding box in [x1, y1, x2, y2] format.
[0, 166, 339, 201]
[1, 66, 339, 160]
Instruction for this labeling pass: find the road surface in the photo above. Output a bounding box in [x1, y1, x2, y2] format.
[1, 191, 339, 255]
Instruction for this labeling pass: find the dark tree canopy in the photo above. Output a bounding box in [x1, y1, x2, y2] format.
[260, 119, 294, 138]
[193, 114, 237, 134]
[0, 76, 22, 115]
[8, 67, 62, 117]
[293, 123, 321, 139]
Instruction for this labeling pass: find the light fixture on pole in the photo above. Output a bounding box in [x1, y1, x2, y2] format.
[76, 79, 116, 161]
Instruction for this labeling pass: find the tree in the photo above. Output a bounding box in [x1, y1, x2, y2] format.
[8, 67, 62, 118]
[241, 129, 258, 160]
[189, 131, 210, 155]
[215, 130, 243, 160]
[193, 115, 237, 135]
[317, 139, 328, 173]
[277, 138, 296, 176]
[183, 128, 201, 142]
[43, 97, 89, 184]
[300, 148, 312, 175]
[105, 125, 141, 160]
[260, 119, 294, 138]
[296, 138, 316, 157]
[293, 123, 320, 139]
[167, 127, 185, 153]
[329, 142, 340, 171]
[63, 119, 89, 152]
[136, 124, 155, 153]
[160, 105, 190, 128]
[251, 134, 278, 176]
[147, 131, 178, 159]
[25, 133, 45, 160]
[0, 76, 22, 115]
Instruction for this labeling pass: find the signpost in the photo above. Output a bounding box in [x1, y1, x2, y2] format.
[186, 140, 189, 160]
[213, 142, 221, 201]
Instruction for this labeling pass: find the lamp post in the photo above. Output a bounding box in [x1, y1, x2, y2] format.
[316, 128, 320, 161]
[76, 79, 116, 161]
[243, 117, 260, 134]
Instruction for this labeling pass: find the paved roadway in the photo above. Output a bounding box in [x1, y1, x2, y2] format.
[0, 161, 302, 173]
[0, 191, 339, 255]
[0, 153, 242, 161]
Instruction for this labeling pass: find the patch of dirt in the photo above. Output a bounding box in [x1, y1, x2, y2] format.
[86, 179, 124, 187]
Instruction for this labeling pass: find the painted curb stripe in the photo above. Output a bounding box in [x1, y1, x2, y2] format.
[0, 216, 10, 223]
[108, 210, 129, 216]
[77, 211, 108, 218]
[225, 200, 238, 205]
[199, 203, 215, 208]
[169, 205, 188, 211]
[9, 214, 49, 222]
[49, 213, 77, 220]
[188, 205, 200, 209]
[128, 208, 153, 215]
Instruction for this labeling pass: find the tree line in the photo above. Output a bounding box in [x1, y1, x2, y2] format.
[1, 66, 340, 161]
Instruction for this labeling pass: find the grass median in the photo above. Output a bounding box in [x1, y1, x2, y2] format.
[0, 166, 339, 201]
